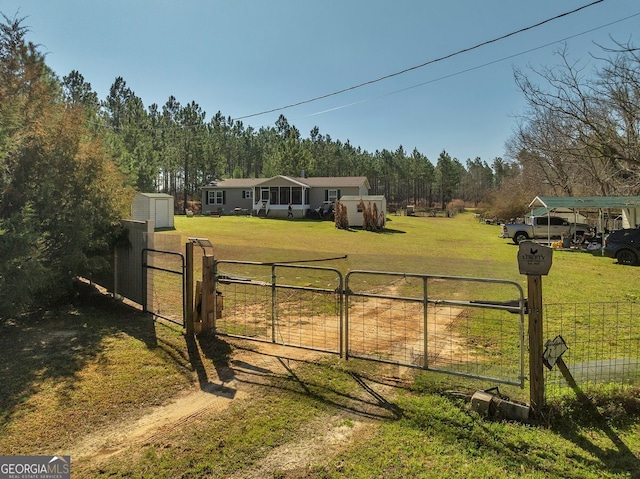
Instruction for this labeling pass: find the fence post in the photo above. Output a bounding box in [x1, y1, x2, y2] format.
[201, 254, 215, 333]
[528, 274, 545, 413]
[185, 241, 194, 335]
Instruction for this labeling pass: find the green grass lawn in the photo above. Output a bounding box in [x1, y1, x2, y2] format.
[1, 211, 639, 478]
[168, 212, 639, 304]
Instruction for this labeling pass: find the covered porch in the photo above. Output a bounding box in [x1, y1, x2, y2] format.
[253, 176, 311, 218]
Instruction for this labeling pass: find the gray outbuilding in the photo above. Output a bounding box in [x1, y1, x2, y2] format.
[131, 192, 175, 229]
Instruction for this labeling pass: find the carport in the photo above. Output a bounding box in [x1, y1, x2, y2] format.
[529, 196, 640, 240]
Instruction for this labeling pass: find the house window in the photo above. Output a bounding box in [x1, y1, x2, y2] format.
[208, 190, 225, 205]
[292, 187, 302, 205]
[242, 189, 253, 199]
[280, 187, 291, 205]
[270, 187, 279, 204]
[327, 189, 338, 202]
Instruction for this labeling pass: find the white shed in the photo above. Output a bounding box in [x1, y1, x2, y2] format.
[131, 193, 175, 229]
[339, 195, 386, 228]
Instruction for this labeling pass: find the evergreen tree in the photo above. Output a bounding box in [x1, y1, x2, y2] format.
[0, 15, 132, 317]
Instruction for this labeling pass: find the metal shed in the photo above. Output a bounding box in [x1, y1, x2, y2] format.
[131, 193, 175, 229]
[339, 195, 386, 228]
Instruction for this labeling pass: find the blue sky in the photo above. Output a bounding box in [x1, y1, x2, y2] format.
[3, 1, 639, 165]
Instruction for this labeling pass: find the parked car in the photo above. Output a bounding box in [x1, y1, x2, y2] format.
[603, 228, 640, 265]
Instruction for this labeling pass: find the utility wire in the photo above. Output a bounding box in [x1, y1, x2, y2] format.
[233, 0, 605, 121]
[86, 1, 628, 134]
[306, 11, 640, 118]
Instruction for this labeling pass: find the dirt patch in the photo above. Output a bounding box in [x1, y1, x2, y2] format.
[227, 415, 371, 479]
[71, 384, 247, 463]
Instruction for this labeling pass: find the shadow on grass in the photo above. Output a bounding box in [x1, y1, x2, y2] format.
[185, 333, 237, 398]
[547, 383, 640, 477]
[193, 339, 405, 421]
[0, 281, 163, 424]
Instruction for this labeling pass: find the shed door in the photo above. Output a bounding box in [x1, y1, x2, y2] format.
[155, 199, 169, 228]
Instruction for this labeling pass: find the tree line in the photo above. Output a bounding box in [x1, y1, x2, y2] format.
[78, 40, 640, 218]
[85, 73, 514, 212]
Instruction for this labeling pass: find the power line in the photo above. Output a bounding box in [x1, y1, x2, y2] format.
[233, 0, 605, 121]
[305, 11, 640, 118]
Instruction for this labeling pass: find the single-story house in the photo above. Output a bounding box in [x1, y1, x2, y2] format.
[131, 192, 174, 229]
[339, 195, 386, 228]
[201, 176, 370, 218]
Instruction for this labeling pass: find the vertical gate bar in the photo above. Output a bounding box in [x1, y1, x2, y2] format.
[212, 259, 218, 334]
[338, 271, 344, 358]
[181, 254, 186, 329]
[142, 249, 148, 313]
[423, 276, 428, 369]
[271, 265, 277, 343]
[185, 242, 194, 335]
[344, 273, 350, 360]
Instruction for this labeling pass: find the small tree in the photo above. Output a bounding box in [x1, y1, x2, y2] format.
[360, 199, 383, 231]
[334, 201, 349, 229]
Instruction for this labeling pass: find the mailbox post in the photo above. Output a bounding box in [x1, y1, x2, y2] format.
[517, 241, 553, 414]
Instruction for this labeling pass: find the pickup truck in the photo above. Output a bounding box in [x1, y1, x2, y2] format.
[501, 216, 591, 244]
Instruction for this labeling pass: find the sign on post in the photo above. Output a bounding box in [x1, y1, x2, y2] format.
[543, 335, 568, 370]
[518, 241, 553, 276]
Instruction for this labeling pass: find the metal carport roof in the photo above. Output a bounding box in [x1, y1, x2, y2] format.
[529, 196, 640, 209]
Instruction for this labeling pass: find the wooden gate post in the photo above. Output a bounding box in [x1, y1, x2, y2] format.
[527, 274, 545, 413]
[185, 241, 194, 335]
[517, 242, 553, 416]
[201, 254, 215, 334]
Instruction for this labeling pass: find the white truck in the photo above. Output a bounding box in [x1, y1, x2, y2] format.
[501, 216, 591, 244]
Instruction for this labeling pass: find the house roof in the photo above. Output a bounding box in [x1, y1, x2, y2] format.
[137, 192, 174, 198]
[529, 196, 640, 210]
[254, 175, 311, 187]
[294, 176, 370, 189]
[202, 178, 262, 189]
[202, 176, 370, 189]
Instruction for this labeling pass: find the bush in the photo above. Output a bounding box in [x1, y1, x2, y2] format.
[334, 201, 349, 229]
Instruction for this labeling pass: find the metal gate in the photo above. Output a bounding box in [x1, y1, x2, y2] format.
[142, 248, 186, 326]
[213, 260, 343, 355]
[345, 271, 526, 387]
[212, 261, 525, 387]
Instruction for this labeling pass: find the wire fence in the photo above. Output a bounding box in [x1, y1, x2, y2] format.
[544, 302, 640, 398]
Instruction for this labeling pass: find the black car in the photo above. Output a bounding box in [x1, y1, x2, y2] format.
[603, 228, 640, 266]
